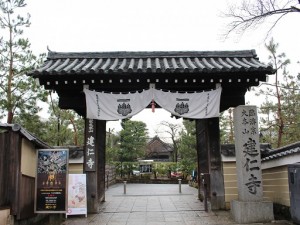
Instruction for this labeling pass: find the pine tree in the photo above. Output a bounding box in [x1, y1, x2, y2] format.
[256, 39, 300, 147]
[0, 0, 47, 123]
[44, 95, 84, 146]
[220, 108, 235, 144]
[119, 119, 148, 161]
[178, 119, 197, 176]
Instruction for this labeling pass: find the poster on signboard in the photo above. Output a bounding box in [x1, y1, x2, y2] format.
[66, 174, 87, 217]
[35, 149, 69, 213]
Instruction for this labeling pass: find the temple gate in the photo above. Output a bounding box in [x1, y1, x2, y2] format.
[29, 50, 274, 213]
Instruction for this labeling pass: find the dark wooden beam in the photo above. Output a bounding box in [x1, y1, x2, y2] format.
[96, 120, 106, 203]
[196, 118, 225, 210]
[196, 119, 210, 203]
[85, 119, 106, 213]
[207, 117, 225, 210]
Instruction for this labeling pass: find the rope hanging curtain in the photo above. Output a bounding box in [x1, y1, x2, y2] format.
[83, 87, 222, 120]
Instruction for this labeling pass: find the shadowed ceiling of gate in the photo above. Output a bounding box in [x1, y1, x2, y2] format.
[28, 50, 274, 117]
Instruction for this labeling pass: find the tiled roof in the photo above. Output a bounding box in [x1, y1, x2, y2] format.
[261, 142, 300, 161]
[29, 50, 274, 75]
[146, 136, 173, 154]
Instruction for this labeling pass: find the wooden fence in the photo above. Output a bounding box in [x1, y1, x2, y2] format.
[17, 174, 35, 220]
[106, 165, 116, 188]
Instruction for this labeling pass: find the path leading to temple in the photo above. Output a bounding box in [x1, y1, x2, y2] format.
[62, 183, 291, 225]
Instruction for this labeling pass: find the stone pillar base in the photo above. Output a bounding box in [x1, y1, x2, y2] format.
[231, 200, 274, 224]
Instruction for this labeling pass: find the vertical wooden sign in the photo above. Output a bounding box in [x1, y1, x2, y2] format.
[85, 119, 96, 171]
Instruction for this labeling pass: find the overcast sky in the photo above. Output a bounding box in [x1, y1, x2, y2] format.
[23, 0, 299, 139]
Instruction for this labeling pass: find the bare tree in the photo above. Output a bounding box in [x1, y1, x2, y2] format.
[156, 121, 182, 163]
[222, 0, 300, 38]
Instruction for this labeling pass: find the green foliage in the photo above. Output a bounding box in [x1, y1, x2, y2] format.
[106, 146, 120, 162]
[158, 162, 177, 176]
[178, 159, 196, 179]
[121, 162, 139, 178]
[13, 95, 84, 147]
[166, 162, 178, 172]
[259, 71, 300, 146]
[279, 74, 300, 144]
[114, 161, 186, 179]
[177, 120, 197, 176]
[256, 38, 300, 147]
[13, 112, 48, 138]
[155, 162, 175, 176]
[13, 94, 84, 147]
[154, 163, 166, 176]
[220, 108, 234, 144]
[47, 98, 84, 146]
[106, 130, 121, 163]
[113, 161, 138, 178]
[0, 0, 47, 123]
[119, 119, 148, 161]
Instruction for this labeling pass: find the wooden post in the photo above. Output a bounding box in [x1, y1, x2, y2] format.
[84, 119, 106, 213]
[208, 117, 225, 210]
[196, 118, 225, 210]
[96, 120, 106, 203]
[196, 119, 210, 204]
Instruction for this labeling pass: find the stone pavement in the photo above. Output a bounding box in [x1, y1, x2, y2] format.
[61, 183, 292, 225]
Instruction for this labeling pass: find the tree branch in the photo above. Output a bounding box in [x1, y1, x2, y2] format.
[222, 0, 299, 38]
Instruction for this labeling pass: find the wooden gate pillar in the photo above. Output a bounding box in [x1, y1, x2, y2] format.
[196, 118, 225, 210]
[84, 119, 106, 213]
[196, 119, 210, 204]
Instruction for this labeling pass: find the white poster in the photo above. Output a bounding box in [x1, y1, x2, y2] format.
[84, 87, 222, 120]
[66, 174, 87, 217]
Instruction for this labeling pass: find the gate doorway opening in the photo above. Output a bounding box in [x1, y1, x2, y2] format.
[107, 108, 185, 179]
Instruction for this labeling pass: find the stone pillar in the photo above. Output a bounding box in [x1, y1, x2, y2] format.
[196, 118, 225, 210]
[232, 106, 273, 223]
[84, 119, 106, 213]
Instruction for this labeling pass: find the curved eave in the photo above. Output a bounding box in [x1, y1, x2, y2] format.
[29, 56, 274, 77]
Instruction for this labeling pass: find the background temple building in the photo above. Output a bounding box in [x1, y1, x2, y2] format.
[145, 136, 173, 161]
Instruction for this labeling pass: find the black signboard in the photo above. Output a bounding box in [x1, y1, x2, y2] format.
[35, 149, 68, 213]
[85, 119, 96, 171]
